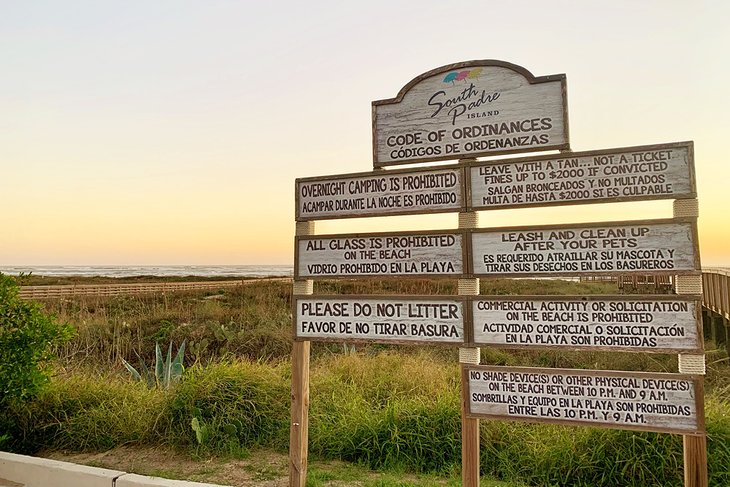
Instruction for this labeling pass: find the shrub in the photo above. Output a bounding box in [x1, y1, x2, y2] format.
[166, 361, 289, 454]
[309, 353, 461, 473]
[1, 355, 729, 486]
[0, 273, 73, 406]
[2, 372, 165, 453]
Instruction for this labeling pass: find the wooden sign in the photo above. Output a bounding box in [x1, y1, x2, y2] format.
[296, 230, 464, 279]
[469, 141, 695, 210]
[372, 60, 569, 167]
[464, 365, 704, 435]
[296, 166, 464, 221]
[471, 295, 702, 353]
[294, 296, 465, 345]
[471, 218, 699, 277]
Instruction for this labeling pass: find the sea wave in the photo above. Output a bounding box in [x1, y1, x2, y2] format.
[0, 265, 293, 278]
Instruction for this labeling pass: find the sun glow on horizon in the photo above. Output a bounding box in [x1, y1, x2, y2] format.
[2, 1, 729, 266]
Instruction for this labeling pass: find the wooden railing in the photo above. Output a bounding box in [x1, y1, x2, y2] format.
[701, 268, 729, 356]
[580, 275, 674, 293]
[19, 277, 291, 299]
[702, 268, 730, 320]
[618, 274, 674, 293]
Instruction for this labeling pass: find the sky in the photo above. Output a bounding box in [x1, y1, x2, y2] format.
[1, 0, 729, 266]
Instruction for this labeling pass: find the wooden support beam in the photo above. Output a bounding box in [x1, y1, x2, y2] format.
[674, 199, 707, 487]
[289, 340, 310, 487]
[684, 431, 708, 486]
[460, 374, 480, 487]
[290, 221, 315, 487]
[457, 198, 480, 487]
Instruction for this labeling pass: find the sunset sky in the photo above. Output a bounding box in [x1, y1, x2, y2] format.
[2, 1, 728, 266]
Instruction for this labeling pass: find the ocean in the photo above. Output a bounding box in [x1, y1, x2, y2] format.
[0, 265, 293, 278]
[1, 265, 726, 279]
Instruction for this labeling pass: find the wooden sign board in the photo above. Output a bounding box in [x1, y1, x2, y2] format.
[296, 166, 464, 221]
[464, 365, 704, 435]
[296, 230, 464, 279]
[469, 141, 695, 210]
[471, 295, 702, 353]
[471, 218, 699, 278]
[294, 296, 465, 345]
[372, 60, 569, 167]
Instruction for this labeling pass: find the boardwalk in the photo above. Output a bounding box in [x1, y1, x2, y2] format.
[19, 277, 291, 299]
[703, 268, 730, 319]
[702, 268, 730, 354]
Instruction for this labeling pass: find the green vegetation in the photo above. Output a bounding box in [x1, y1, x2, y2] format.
[4, 354, 730, 486]
[2, 278, 729, 486]
[122, 340, 186, 389]
[0, 274, 73, 405]
[48, 280, 294, 366]
[0, 273, 73, 447]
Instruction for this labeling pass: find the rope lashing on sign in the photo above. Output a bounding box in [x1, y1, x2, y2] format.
[293, 280, 313, 295]
[296, 221, 315, 236]
[673, 198, 699, 218]
[458, 206, 480, 365]
[676, 275, 703, 295]
[458, 279, 479, 295]
[679, 354, 706, 375]
[458, 211, 479, 229]
[294, 221, 316, 295]
[459, 347, 481, 364]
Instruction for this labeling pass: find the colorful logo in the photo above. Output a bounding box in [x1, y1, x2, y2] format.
[443, 68, 483, 85]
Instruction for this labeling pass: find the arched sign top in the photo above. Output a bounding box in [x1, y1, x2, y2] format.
[372, 60, 570, 168]
[375, 60, 565, 105]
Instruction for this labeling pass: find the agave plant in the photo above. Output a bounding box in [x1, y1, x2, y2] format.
[122, 340, 186, 389]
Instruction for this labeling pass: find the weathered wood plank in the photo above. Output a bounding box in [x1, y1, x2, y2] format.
[296, 166, 464, 221]
[293, 296, 465, 345]
[373, 60, 569, 167]
[470, 218, 699, 277]
[471, 295, 702, 353]
[469, 141, 695, 210]
[464, 365, 703, 435]
[296, 230, 464, 279]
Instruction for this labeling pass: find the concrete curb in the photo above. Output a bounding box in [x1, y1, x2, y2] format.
[116, 473, 231, 487]
[0, 452, 124, 487]
[0, 452, 232, 487]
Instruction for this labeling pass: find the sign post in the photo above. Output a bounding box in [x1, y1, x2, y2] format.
[290, 59, 706, 487]
[457, 175, 481, 487]
[289, 221, 314, 487]
[674, 198, 708, 486]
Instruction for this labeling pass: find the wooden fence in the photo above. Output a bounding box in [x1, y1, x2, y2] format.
[701, 268, 730, 355]
[703, 268, 730, 320]
[19, 277, 291, 299]
[580, 274, 674, 293]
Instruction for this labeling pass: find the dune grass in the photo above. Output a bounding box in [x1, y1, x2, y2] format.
[42, 278, 620, 369]
[4, 277, 729, 485]
[3, 353, 730, 486]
